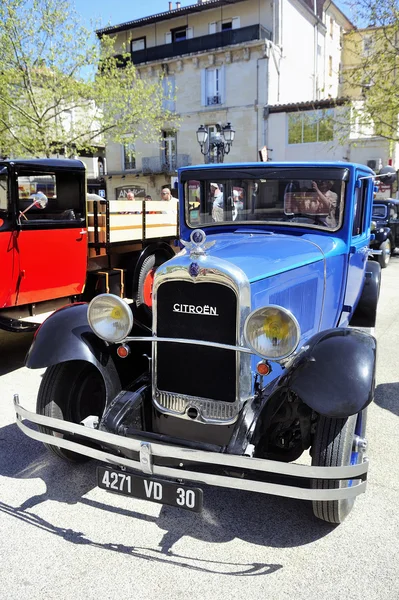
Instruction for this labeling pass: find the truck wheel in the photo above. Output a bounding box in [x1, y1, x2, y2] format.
[311, 410, 367, 524]
[37, 361, 106, 462]
[378, 239, 391, 268]
[137, 254, 157, 309]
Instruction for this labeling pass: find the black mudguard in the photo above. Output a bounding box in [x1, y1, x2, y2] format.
[26, 303, 121, 399]
[281, 328, 376, 418]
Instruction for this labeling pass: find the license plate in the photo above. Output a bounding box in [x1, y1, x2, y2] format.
[97, 466, 203, 513]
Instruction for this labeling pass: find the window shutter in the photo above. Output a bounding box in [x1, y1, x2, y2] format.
[219, 65, 226, 104]
[209, 22, 217, 34]
[232, 17, 240, 29]
[165, 32, 172, 44]
[201, 69, 207, 106]
[186, 27, 193, 39]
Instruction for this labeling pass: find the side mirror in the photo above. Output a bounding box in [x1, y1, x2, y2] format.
[19, 191, 48, 220]
[29, 192, 48, 209]
[378, 166, 396, 185]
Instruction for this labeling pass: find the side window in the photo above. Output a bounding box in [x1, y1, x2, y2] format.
[0, 169, 8, 211]
[352, 181, 367, 236]
[17, 171, 84, 224]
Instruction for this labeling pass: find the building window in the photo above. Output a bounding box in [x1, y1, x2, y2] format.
[221, 21, 232, 31]
[167, 26, 193, 43]
[363, 35, 374, 56]
[328, 55, 333, 77]
[209, 17, 240, 34]
[288, 109, 334, 144]
[123, 142, 136, 170]
[201, 66, 225, 106]
[329, 17, 334, 38]
[162, 75, 176, 112]
[131, 37, 145, 52]
[173, 27, 187, 42]
[161, 130, 177, 171]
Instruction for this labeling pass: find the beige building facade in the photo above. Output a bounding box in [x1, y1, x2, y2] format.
[98, 0, 352, 200]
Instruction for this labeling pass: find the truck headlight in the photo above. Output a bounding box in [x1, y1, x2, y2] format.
[87, 294, 133, 343]
[244, 305, 300, 360]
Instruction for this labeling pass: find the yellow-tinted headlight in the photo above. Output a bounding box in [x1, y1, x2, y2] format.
[244, 305, 300, 360]
[87, 294, 133, 343]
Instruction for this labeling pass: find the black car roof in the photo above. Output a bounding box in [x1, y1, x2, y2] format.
[0, 158, 85, 170]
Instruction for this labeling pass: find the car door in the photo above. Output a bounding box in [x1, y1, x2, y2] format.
[343, 175, 371, 314]
[11, 166, 88, 306]
[0, 164, 18, 308]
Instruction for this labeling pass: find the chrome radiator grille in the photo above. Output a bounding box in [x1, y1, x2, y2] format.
[155, 391, 239, 422]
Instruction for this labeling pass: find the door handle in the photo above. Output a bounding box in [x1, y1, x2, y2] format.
[79, 230, 87, 235]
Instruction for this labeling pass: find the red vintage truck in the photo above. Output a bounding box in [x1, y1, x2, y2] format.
[0, 158, 178, 332]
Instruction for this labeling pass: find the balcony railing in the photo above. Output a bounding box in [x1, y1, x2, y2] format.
[130, 25, 271, 65]
[141, 154, 191, 174]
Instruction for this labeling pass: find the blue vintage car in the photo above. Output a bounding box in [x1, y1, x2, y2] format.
[15, 162, 385, 524]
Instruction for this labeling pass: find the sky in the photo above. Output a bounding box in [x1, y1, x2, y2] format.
[71, 1, 196, 30]
[71, 0, 354, 31]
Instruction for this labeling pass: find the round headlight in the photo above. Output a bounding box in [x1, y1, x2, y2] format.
[87, 294, 133, 343]
[244, 305, 300, 360]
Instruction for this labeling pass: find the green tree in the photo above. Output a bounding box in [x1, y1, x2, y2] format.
[0, 0, 174, 157]
[342, 0, 399, 144]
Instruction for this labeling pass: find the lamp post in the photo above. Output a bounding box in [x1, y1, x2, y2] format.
[196, 122, 235, 163]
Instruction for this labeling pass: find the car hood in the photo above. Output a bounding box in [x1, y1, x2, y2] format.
[199, 231, 325, 282]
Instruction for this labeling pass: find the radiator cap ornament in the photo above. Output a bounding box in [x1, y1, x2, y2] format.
[181, 229, 216, 259]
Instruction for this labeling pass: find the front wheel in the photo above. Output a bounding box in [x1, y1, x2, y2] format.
[37, 361, 106, 462]
[378, 239, 391, 268]
[311, 411, 367, 524]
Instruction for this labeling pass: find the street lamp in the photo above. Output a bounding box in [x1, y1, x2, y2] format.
[196, 122, 235, 163]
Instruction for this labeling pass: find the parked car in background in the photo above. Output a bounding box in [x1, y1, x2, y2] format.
[370, 198, 399, 268]
[15, 161, 392, 525]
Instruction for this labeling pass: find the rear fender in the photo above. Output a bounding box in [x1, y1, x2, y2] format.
[26, 303, 121, 399]
[281, 328, 376, 418]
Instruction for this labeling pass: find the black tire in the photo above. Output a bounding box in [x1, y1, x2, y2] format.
[311, 410, 366, 524]
[378, 239, 391, 268]
[37, 361, 106, 462]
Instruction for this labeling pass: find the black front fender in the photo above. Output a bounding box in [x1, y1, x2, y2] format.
[282, 328, 376, 418]
[26, 303, 121, 399]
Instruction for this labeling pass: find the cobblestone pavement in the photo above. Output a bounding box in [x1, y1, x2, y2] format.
[0, 259, 398, 600]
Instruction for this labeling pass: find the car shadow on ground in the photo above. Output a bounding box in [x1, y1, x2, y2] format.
[0, 420, 336, 575]
[0, 330, 34, 376]
[374, 382, 399, 417]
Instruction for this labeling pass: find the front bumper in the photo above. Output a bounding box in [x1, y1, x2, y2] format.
[14, 395, 368, 502]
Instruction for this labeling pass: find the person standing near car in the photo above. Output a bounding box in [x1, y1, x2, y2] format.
[312, 180, 338, 227]
[161, 187, 172, 201]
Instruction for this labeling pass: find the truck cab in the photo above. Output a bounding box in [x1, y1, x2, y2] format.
[0, 159, 177, 332]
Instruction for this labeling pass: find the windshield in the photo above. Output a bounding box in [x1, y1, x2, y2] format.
[372, 204, 387, 219]
[185, 172, 345, 231]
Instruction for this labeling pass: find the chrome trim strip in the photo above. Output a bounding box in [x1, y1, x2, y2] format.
[15, 400, 368, 488]
[124, 335, 253, 354]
